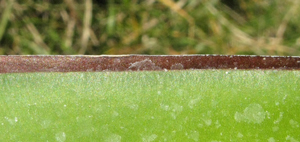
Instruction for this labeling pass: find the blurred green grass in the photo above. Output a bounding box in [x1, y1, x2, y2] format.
[0, 0, 300, 55]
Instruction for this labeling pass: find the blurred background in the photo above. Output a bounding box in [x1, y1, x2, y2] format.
[0, 0, 300, 55]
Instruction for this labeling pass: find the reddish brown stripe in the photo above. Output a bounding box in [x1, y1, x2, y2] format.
[1, 55, 300, 73]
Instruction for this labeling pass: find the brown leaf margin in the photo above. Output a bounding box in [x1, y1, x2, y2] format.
[1, 55, 300, 73]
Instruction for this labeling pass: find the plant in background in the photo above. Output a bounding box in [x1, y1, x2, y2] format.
[0, 0, 299, 55]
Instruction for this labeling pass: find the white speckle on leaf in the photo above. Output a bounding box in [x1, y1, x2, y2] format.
[188, 98, 201, 109]
[41, 120, 51, 129]
[197, 123, 203, 128]
[105, 134, 121, 142]
[160, 104, 170, 111]
[188, 131, 199, 141]
[128, 59, 161, 70]
[201, 111, 212, 126]
[171, 112, 177, 119]
[234, 103, 265, 124]
[142, 134, 157, 142]
[55, 132, 66, 142]
[114, 58, 120, 63]
[237, 132, 243, 138]
[215, 120, 221, 128]
[283, 94, 288, 102]
[112, 111, 119, 117]
[268, 137, 275, 142]
[170, 63, 184, 70]
[96, 65, 102, 71]
[203, 119, 212, 126]
[4, 117, 15, 125]
[272, 126, 279, 132]
[286, 135, 299, 142]
[86, 68, 93, 72]
[172, 103, 183, 112]
[274, 112, 284, 124]
[128, 104, 139, 111]
[157, 91, 161, 95]
[289, 119, 299, 128]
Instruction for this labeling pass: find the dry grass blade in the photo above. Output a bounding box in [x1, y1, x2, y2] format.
[61, 10, 76, 50]
[142, 18, 158, 32]
[275, 0, 299, 44]
[21, 38, 49, 54]
[205, 2, 254, 45]
[158, 0, 195, 38]
[205, 2, 298, 55]
[0, 0, 14, 42]
[25, 21, 50, 54]
[1, 0, 299, 55]
[89, 29, 99, 46]
[79, 0, 92, 54]
[64, 0, 77, 19]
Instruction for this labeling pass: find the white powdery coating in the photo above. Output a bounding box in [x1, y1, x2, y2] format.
[234, 103, 266, 124]
[105, 134, 121, 142]
[170, 63, 184, 70]
[55, 132, 66, 142]
[128, 59, 161, 70]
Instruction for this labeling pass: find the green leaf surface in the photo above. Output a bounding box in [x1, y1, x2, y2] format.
[1, 70, 299, 141]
